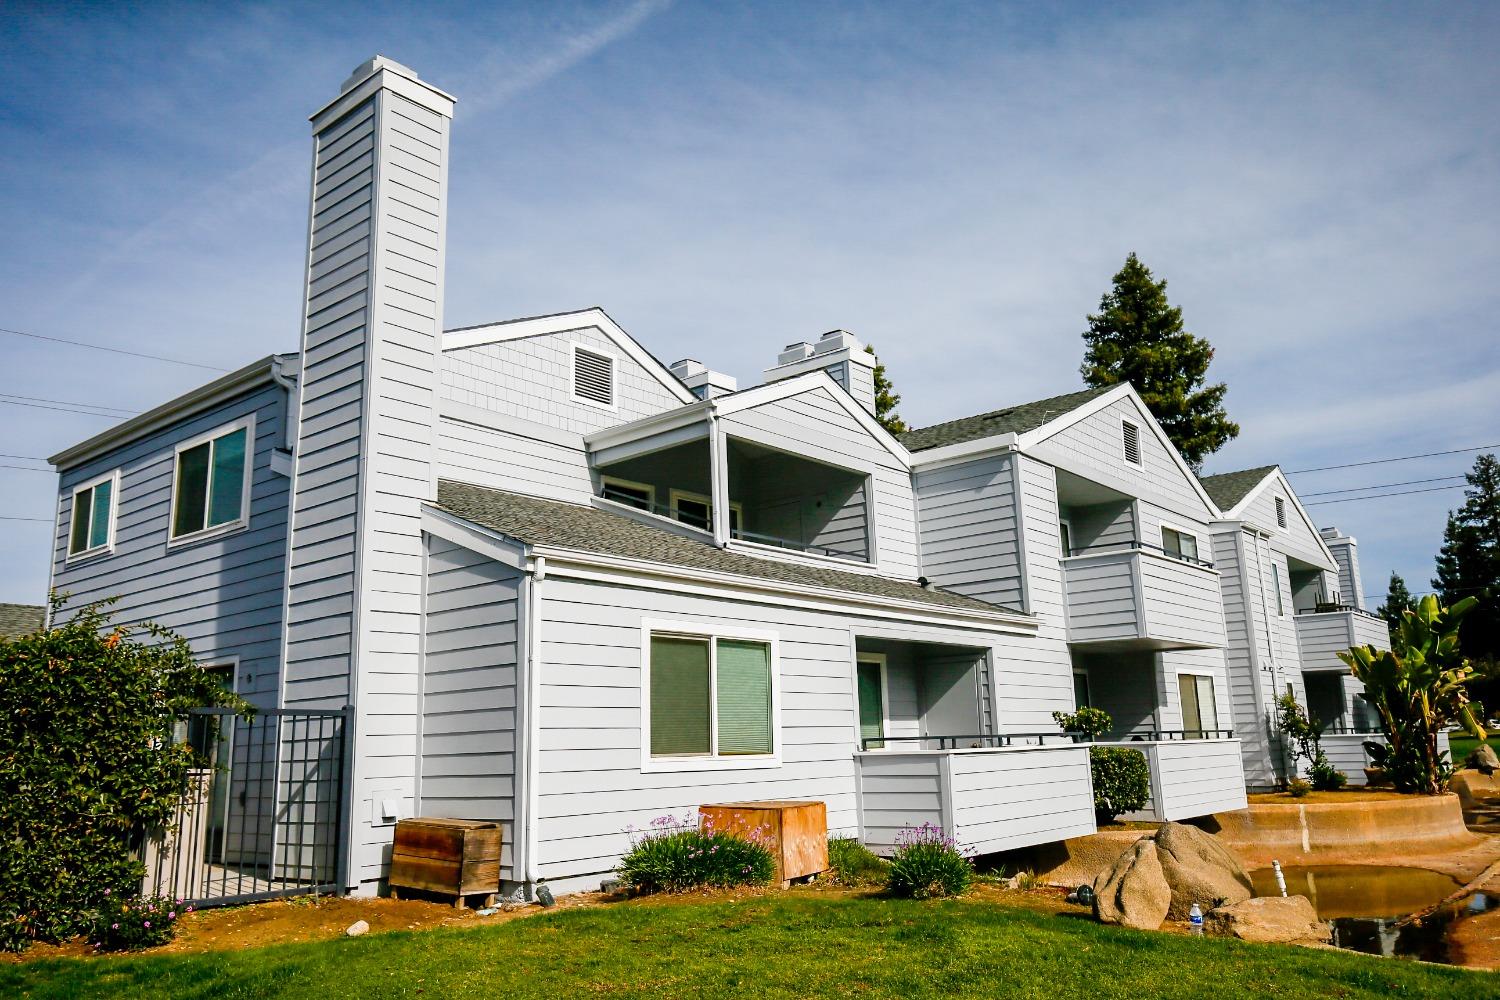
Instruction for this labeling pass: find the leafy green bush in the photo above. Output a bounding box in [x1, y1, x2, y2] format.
[0, 598, 241, 951]
[1287, 778, 1312, 798]
[1053, 707, 1113, 740]
[617, 814, 776, 894]
[886, 824, 974, 899]
[827, 836, 888, 886]
[1275, 693, 1346, 790]
[1308, 760, 1348, 791]
[89, 893, 189, 951]
[1090, 746, 1151, 823]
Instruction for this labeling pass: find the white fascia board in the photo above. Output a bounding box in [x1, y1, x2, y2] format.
[48, 355, 279, 469]
[906, 433, 1021, 472]
[582, 399, 711, 452]
[1017, 383, 1221, 517]
[531, 544, 1037, 634]
[713, 370, 912, 466]
[421, 505, 532, 572]
[441, 306, 697, 405]
[1214, 470, 1280, 520]
[1230, 468, 1338, 569]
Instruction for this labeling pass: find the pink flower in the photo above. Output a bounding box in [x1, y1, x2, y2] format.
[168, 912, 177, 919]
[111, 923, 118, 930]
[103, 889, 110, 896]
[143, 921, 151, 928]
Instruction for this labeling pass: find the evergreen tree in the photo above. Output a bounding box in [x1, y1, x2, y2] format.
[1432, 453, 1500, 700]
[1080, 253, 1239, 468]
[1377, 571, 1417, 632]
[865, 344, 906, 435]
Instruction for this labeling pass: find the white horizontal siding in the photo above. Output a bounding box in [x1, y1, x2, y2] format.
[1138, 555, 1227, 648]
[1150, 739, 1247, 820]
[437, 415, 594, 503]
[914, 454, 1024, 610]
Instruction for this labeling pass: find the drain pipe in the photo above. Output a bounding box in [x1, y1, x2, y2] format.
[1272, 859, 1288, 897]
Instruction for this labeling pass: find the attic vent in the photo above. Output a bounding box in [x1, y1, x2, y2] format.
[572, 345, 615, 407]
[1121, 420, 1142, 467]
[1275, 496, 1287, 529]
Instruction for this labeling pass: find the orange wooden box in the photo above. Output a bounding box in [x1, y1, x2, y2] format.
[389, 817, 502, 907]
[700, 800, 828, 885]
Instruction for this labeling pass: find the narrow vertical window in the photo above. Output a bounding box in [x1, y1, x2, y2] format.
[716, 639, 772, 755]
[68, 473, 116, 558]
[172, 423, 252, 541]
[1178, 674, 1219, 737]
[857, 659, 886, 749]
[1271, 561, 1285, 616]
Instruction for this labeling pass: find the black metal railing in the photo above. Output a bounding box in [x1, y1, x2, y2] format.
[141, 706, 349, 907]
[1093, 728, 1236, 742]
[598, 486, 869, 561]
[1319, 726, 1384, 736]
[859, 728, 1235, 751]
[1294, 603, 1384, 621]
[1063, 539, 1215, 570]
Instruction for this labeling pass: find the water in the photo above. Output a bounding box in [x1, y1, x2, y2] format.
[1248, 865, 1496, 961]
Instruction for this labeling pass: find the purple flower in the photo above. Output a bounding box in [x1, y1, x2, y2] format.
[103, 889, 110, 896]
[111, 923, 118, 930]
[168, 912, 177, 920]
[143, 921, 151, 928]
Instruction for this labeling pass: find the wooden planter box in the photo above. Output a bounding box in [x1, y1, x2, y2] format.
[700, 800, 827, 886]
[389, 818, 502, 908]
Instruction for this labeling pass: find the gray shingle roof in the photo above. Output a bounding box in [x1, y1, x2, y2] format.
[0, 603, 45, 639]
[1198, 466, 1278, 511]
[435, 480, 1020, 616]
[900, 386, 1115, 452]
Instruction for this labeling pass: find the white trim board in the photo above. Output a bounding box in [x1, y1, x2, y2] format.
[1211, 466, 1337, 569]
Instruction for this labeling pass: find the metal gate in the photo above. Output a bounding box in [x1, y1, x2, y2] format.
[141, 706, 350, 907]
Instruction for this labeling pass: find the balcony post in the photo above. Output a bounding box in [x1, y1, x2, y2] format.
[707, 409, 730, 547]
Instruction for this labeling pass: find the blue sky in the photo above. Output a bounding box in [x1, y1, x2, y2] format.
[1, 1, 1497, 605]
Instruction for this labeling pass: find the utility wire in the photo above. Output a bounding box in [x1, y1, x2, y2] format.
[0, 515, 51, 522]
[1287, 445, 1500, 475]
[0, 392, 139, 416]
[1304, 484, 1469, 506]
[0, 325, 227, 372]
[0, 464, 51, 472]
[0, 399, 134, 418]
[1300, 475, 1469, 498]
[0, 453, 48, 463]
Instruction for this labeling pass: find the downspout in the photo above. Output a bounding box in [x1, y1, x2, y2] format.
[269, 355, 299, 451]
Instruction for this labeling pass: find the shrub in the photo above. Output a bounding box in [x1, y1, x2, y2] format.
[89, 893, 188, 951]
[1090, 746, 1151, 823]
[1308, 760, 1348, 791]
[1287, 778, 1312, 798]
[0, 598, 243, 952]
[1053, 706, 1113, 740]
[886, 824, 973, 899]
[827, 836, 888, 886]
[617, 814, 776, 894]
[1275, 693, 1345, 789]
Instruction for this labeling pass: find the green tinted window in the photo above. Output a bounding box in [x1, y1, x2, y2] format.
[716, 639, 771, 755]
[173, 442, 211, 537]
[857, 661, 884, 749]
[208, 428, 247, 527]
[69, 486, 93, 554]
[650, 636, 711, 756]
[88, 479, 112, 550]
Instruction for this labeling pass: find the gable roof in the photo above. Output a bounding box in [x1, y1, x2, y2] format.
[900, 386, 1114, 452]
[0, 603, 45, 639]
[435, 480, 1019, 616]
[1198, 466, 1279, 512]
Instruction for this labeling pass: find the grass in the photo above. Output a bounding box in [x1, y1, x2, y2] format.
[1450, 733, 1488, 765]
[4, 893, 1495, 1000]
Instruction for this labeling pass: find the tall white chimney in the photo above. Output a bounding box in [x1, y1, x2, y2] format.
[279, 57, 455, 891]
[763, 329, 878, 415]
[669, 358, 737, 399]
[1319, 526, 1365, 609]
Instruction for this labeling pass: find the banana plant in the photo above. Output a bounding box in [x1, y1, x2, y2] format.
[1339, 594, 1486, 794]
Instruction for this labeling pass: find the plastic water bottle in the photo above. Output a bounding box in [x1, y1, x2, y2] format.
[1189, 902, 1204, 935]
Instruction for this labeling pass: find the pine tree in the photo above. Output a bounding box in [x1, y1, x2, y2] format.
[1376, 571, 1417, 631]
[1080, 253, 1239, 469]
[865, 344, 906, 435]
[1432, 453, 1500, 692]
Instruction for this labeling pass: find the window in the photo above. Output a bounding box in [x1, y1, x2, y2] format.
[1160, 526, 1199, 562]
[1121, 419, 1142, 467]
[1271, 561, 1285, 616]
[857, 655, 887, 750]
[648, 631, 774, 761]
[67, 471, 117, 558]
[1073, 670, 1091, 710]
[571, 345, 616, 408]
[670, 490, 742, 535]
[171, 420, 252, 542]
[1058, 520, 1073, 557]
[601, 476, 655, 512]
[1178, 674, 1218, 737]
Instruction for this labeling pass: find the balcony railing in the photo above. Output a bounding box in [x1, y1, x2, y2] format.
[1067, 539, 1214, 570]
[598, 486, 867, 561]
[1294, 605, 1391, 670]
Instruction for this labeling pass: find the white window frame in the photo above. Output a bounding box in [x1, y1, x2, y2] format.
[569, 342, 619, 411]
[600, 475, 656, 511]
[1057, 517, 1074, 558]
[1072, 669, 1091, 710]
[639, 619, 781, 773]
[1158, 521, 1202, 563]
[1176, 671, 1220, 736]
[855, 651, 892, 750]
[168, 414, 256, 548]
[1270, 560, 1286, 617]
[1120, 416, 1144, 469]
[1274, 495, 1289, 532]
[669, 489, 743, 535]
[65, 468, 120, 563]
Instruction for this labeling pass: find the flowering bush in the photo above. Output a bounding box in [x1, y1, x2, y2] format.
[89, 892, 188, 951]
[886, 823, 974, 899]
[616, 813, 776, 894]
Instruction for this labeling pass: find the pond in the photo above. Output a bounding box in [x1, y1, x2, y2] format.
[1249, 865, 1494, 962]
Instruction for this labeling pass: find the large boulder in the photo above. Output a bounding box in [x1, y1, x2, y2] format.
[1153, 822, 1253, 919]
[1205, 895, 1331, 945]
[1467, 743, 1500, 776]
[1092, 838, 1171, 930]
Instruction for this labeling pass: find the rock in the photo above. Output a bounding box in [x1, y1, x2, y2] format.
[1153, 822, 1253, 920]
[1205, 895, 1331, 945]
[345, 920, 369, 937]
[1467, 744, 1500, 775]
[1092, 839, 1171, 930]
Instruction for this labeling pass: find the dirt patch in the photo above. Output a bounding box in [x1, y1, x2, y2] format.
[1448, 905, 1500, 970]
[4, 892, 608, 964]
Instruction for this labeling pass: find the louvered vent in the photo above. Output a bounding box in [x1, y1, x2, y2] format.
[573, 346, 614, 406]
[1275, 496, 1287, 528]
[1122, 420, 1142, 466]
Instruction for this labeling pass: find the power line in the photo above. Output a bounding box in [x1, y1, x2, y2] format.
[0, 398, 134, 419]
[0, 515, 50, 522]
[1300, 475, 1469, 499]
[0, 325, 227, 372]
[0, 464, 51, 472]
[1287, 444, 1499, 475]
[1304, 484, 1469, 506]
[0, 453, 48, 463]
[0, 392, 140, 416]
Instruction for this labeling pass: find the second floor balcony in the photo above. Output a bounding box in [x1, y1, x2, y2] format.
[1062, 541, 1227, 650]
[1295, 604, 1390, 671]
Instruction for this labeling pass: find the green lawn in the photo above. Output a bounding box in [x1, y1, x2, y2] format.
[4, 893, 1495, 1000]
[1450, 733, 1488, 764]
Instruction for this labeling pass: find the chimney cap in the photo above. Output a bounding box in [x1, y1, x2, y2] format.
[341, 55, 420, 93]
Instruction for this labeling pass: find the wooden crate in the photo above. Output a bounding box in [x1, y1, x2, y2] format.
[389, 818, 502, 908]
[700, 801, 827, 886]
